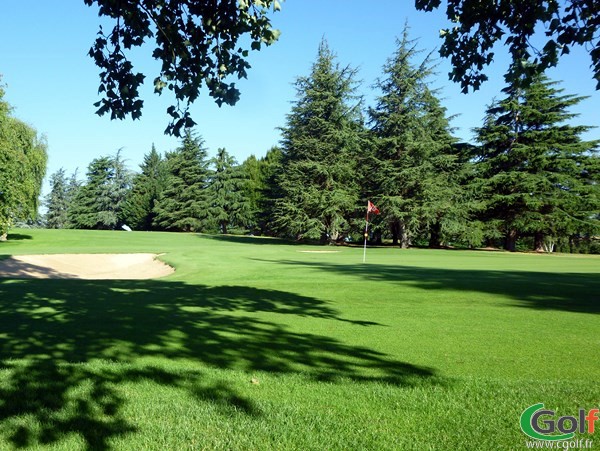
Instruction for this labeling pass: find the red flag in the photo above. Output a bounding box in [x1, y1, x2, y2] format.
[367, 200, 380, 215]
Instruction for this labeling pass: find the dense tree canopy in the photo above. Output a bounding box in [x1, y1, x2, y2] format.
[473, 73, 600, 251]
[45, 168, 72, 229]
[37, 26, 598, 253]
[241, 146, 283, 235]
[415, 0, 600, 91]
[85, 0, 281, 135]
[153, 130, 212, 231]
[0, 84, 47, 240]
[274, 41, 363, 243]
[207, 148, 249, 234]
[68, 152, 131, 229]
[122, 144, 168, 230]
[369, 27, 463, 248]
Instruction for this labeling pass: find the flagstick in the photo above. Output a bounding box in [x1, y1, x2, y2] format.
[363, 213, 369, 264]
[363, 200, 380, 263]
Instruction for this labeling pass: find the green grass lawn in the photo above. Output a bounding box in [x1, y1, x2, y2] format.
[1, 229, 598, 450]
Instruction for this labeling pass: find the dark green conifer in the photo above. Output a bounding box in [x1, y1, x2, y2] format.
[69, 154, 130, 229]
[122, 144, 168, 230]
[153, 130, 211, 232]
[474, 72, 599, 251]
[369, 25, 463, 248]
[275, 40, 363, 243]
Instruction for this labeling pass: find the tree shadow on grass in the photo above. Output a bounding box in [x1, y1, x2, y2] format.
[0, 257, 76, 279]
[4, 233, 33, 241]
[200, 234, 297, 246]
[255, 259, 600, 315]
[0, 279, 437, 449]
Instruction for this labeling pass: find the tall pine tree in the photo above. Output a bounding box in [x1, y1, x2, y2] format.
[65, 169, 81, 228]
[241, 146, 283, 235]
[207, 148, 249, 234]
[474, 72, 599, 251]
[369, 26, 463, 248]
[45, 168, 71, 229]
[111, 149, 131, 225]
[122, 144, 168, 230]
[68, 152, 131, 230]
[275, 40, 363, 243]
[240, 154, 263, 233]
[69, 156, 120, 229]
[153, 130, 211, 232]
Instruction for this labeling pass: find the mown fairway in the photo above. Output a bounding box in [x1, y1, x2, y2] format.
[1, 229, 598, 450]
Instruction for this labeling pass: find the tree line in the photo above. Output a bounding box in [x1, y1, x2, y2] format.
[44, 31, 600, 253]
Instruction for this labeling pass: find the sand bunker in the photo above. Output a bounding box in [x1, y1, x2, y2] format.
[0, 254, 174, 280]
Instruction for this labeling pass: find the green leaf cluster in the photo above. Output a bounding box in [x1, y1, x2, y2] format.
[241, 146, 283, 235]
[0, 83, 47, 239]
[45, 168, 72, 229]
[85, 0, 282, 136]
[415, 0, 600, 91]
[206, 148, 251, 234]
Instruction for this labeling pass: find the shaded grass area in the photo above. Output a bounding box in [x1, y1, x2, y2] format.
[5, 233, 33, 241]
[0, 258, 72, 279]
[0, 279, 436, 449]
[0, 279, 425, 382]
[202, 234, 298, 246]
[0, 229, 599, 449]
[2, 361, 596, 450]
[255, 259, 600, 315]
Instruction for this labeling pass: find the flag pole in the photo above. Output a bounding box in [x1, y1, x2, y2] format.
[363, 200, 379, 264]
[363, 204, 369, 263]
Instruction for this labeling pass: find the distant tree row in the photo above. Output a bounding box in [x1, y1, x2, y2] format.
[45, 133, 257, 235]
[45, 29, 599, 252]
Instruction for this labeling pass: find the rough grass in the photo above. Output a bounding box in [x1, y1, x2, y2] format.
[1, 229, 598, 449]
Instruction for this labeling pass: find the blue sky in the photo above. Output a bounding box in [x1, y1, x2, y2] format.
[2, 0, 598, 193]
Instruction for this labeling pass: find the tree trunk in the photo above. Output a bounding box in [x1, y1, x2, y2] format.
[504, 229, 517, 252]
[429, 222, 442, 248]
[0, 233, 7, 242]
[373, 230, 382, 245]
[221, 221, 228, 235]
[330, 229, 341, 242]
[542, 240, 555, 253]
[390, 221, 400, 246]
[320, 231, 329, 245]
[533, 232, 545, 252]
[399, 222, 410, 249]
